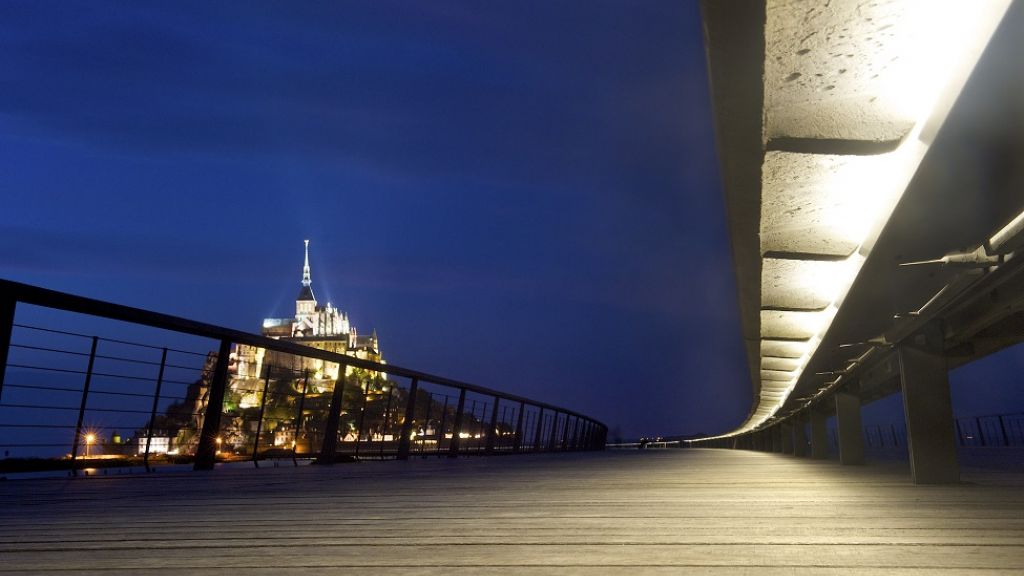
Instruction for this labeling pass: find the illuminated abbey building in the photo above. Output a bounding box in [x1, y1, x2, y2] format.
[231, 240, 384, 383]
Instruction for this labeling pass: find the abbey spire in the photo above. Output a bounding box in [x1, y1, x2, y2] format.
[301, 239, 312, 287]
[235, 239, 383, 381]
[296, 240, 316, 314]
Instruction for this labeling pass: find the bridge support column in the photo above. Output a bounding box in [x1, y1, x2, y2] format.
[810, 407, 828, 459]
[835, 382, 865, 465]
[793, 415, 808, 457]
[899, 325, 960, 484]
[781, 423, 794, 454]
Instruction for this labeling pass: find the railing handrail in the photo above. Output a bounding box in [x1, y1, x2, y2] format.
[0, 278, 604, 426]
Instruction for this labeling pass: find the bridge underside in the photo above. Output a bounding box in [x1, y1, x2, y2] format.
[2, 451, 1023, 573]
[699, 0, 1024, 483]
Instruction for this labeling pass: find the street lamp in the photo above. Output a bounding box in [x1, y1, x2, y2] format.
[84, 433, 96, 458]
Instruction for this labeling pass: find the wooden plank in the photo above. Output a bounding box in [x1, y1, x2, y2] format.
[0, 450, 1022, 573]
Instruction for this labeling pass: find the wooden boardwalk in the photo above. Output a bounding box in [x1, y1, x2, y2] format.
[2, 449, 1023, 574]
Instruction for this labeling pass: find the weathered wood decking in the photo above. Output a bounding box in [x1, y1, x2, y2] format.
[2, 449, 1023, 574]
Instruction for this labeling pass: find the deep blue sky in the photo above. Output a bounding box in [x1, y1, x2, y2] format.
[1, 1, 1020, 440]
[0, 0, 751, 439]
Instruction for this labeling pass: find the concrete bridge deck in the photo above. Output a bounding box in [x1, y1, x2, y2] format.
[2, 450, 1023, 574]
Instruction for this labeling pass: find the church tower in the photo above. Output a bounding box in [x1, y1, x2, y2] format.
[294, 240, 317, 336]
[239, 238, 384, 381]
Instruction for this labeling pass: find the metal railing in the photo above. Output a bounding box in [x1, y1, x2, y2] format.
[0, 279, 607, 474]
[853, 414, 1024, 450]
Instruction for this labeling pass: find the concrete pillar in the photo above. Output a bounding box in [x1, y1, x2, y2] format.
[810, 408, 828, 459]
[899, 325, 960, 484]
[835, 382, 865, 465]
[793, 415, 809, 457]
[781, 422, 794, 454]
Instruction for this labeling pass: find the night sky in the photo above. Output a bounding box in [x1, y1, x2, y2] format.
[1, 1, 1020, 440]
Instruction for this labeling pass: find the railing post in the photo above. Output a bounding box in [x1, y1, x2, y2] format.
[498, 405, 509, 451]
[143, 348, 168, 473]
[485, 396, 501, 455]
[379, 385, 395, 459]
[420, 392, 433, 456]
[435, 395, 449, 456]
[252, 365, 273, 467]
[448, 388, 467, 458]
[316, 373, 347, 465]
[0, 297, 15, 403]
[469, 400, 480, 451]
[354, 387, 370, 457]
[472, 400, 481, 450]
[397, 378, 419, 461]
[292, 370, 310, 466]
[548, 412, 560, 451]
[513, 401, 526, 453]
[70, 336, 99, 475]
[998, 416, 1009, 446]
[560, 413, 571, 451]
[194, 339, 232, 471]
[533, 408, 545, 451]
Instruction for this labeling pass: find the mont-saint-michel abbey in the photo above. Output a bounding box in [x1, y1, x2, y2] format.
[232, 240, 384, 384]
[207, 240, 389, 453]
